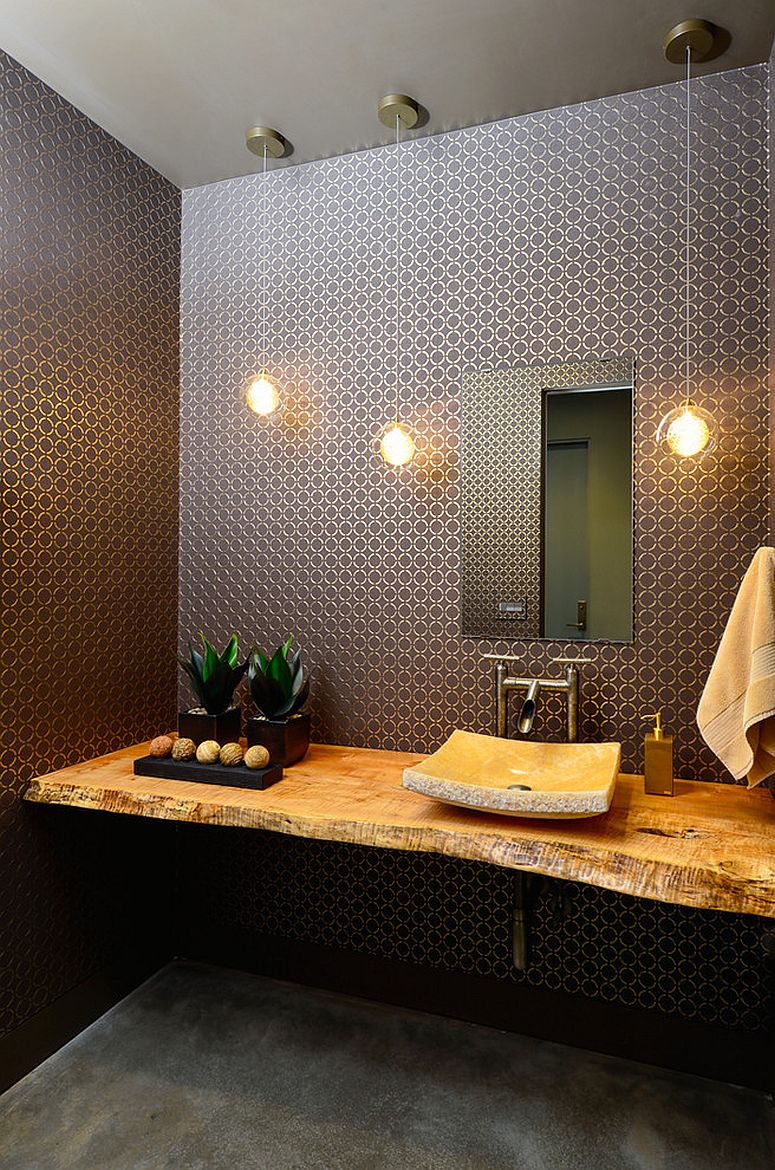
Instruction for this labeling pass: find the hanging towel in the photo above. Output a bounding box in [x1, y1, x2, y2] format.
[697, 546, 775, 788]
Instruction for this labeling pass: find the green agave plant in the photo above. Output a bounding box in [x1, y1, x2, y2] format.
[248, 637, 309, 720]
[179, 633, 248, 715]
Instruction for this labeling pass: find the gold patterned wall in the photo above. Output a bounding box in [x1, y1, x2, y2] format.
[181, 67, 769, 781]
[0, 50, 180, 1040]
[179, 65, 772, 1031]
[770, 45, 775, 541]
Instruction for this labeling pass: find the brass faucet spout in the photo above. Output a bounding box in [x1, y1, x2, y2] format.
[517, 680, 541, 735]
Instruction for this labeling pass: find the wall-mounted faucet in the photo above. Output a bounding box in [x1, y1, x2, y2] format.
[483, 654, 587, 743]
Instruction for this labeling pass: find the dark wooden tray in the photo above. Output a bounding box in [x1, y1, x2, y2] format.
[133, 755, 283, 791]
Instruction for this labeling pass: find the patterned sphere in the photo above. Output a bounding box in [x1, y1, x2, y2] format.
[172, 737, 197, 761]
[220, 742, 244, 766]
[196, 739, 220, 764]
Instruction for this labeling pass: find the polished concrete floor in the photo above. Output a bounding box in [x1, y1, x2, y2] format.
[1, 962, 773, 1170]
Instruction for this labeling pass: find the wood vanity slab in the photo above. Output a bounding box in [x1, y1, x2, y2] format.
[24, 742, 775, 918]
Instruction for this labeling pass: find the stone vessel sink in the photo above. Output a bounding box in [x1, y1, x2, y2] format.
[402, 730, 621, 819]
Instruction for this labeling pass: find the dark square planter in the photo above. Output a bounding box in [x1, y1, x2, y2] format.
[247, 711, 311, 767]
[178, 707, 241, 746]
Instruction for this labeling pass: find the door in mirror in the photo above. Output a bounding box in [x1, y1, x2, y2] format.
[543, 386, 632, 642]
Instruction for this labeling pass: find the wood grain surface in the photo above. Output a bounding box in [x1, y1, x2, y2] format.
[24, 742, 775, 918]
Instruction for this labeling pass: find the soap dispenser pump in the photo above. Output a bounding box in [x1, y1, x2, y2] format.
[642, 711, 674, 796]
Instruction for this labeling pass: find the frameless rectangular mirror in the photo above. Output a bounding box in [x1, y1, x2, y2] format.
[460, 357, 633, 642]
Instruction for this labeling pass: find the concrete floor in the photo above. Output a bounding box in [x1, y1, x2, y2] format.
[1, 963, 773, 1170]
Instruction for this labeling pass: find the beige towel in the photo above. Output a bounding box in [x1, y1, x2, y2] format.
[697, 547, 775, 787]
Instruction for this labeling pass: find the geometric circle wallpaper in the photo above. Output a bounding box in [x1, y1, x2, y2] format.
[1, 50, 180, 1039]
[181, 66, 771, 1029]
[182, 66, 769, 781]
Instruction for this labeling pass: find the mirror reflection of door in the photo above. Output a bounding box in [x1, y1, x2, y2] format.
[542, 386, 632, 642]
[544, 440, 589, 640]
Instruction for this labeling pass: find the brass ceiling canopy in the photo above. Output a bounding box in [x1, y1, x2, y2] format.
[663, 19, 724, 64]
[245, 126, 288, 158]
[377, 93, 419, 130]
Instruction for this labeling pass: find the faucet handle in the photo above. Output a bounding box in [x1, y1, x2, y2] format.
[481, 653, 524, 664]
[551, 655, 594, 668]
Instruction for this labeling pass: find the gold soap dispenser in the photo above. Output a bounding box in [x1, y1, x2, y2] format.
[642, 712, 674, 796]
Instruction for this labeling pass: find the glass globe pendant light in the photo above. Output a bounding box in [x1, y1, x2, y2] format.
[657, 21, 721, 459]
[657, 398, 716, 459]
[246, 370, 281, 416]
[244, 126, 288, 416]
[379, 420, 416, 466]
[376, 94, 419, 467]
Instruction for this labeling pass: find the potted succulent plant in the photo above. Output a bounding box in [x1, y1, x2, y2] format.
[247, 637, 310, 766]
[178, 633, 248, 745]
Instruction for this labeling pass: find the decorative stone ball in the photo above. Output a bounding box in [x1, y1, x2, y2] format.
[244, 744, 270, 770]
[149, 735, 174, 758]
[196, 740, 220, 764]
[220, 743, 243, 767]
[172, 737, 197, 762]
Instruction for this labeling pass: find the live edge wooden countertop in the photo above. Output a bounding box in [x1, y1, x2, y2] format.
[24, 742, 775, 919]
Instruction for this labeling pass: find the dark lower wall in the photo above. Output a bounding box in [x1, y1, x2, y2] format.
[178, 66, 772, 1044]
[0, 50, 180, 1048]
[179, 828, 771, 1034]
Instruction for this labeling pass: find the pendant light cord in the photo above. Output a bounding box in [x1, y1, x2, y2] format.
[395, 112, 402, 425]
[684, 44, 691, 406]
[262, 142, 268, 374]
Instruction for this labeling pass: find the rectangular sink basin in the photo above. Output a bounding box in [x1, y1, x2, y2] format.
[402, 730, 621, 819]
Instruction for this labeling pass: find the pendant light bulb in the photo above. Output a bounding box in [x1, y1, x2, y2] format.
[379, 421, 416, 467]
[657, 399, 715, 458]
[246, 371, 282, 416]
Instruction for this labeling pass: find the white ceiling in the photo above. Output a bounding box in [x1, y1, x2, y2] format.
[1, 0, 773, 189]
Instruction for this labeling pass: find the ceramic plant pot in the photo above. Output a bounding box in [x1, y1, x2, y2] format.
[247, 711, 311, 767]
[178, 706, 241, 747]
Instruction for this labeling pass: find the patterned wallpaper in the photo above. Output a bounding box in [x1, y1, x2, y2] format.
[181, 66, 769, 781]
[0, 50, 180, 1040]
[179, 66, 772, 1032]
[769, 45, 775, 540]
